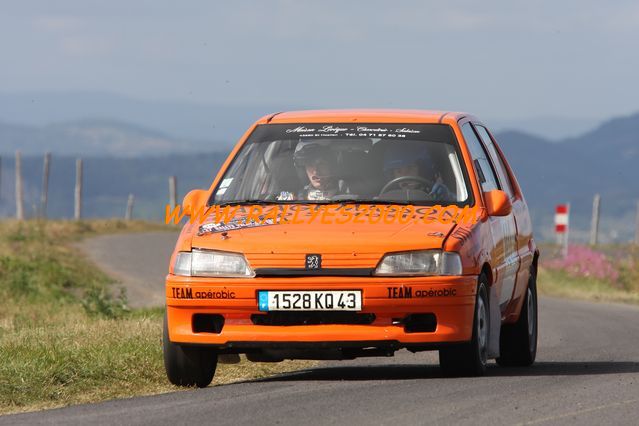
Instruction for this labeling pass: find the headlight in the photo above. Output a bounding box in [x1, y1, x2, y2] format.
[374, 250, 462, 276]
[173, 249, 255, 278]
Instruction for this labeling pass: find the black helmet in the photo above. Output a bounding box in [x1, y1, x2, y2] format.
[383, 142, 433, 178]
[293, 143, 335, 168]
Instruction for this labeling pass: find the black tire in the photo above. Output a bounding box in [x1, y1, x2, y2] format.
[163, 313, 218, 387]
[496, 267, 538, 367]
[439, 276, 490, 377]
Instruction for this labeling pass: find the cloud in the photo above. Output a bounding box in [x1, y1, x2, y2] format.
[30, 14, 114, 57]
[32, 15, 83, 32]
[2, 0, 638, 120]
[60, 36, 114, 56]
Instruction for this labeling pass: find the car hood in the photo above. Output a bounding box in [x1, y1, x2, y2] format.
[189, 205, 457, 269]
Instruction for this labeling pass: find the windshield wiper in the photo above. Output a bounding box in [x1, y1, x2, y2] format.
[333, 198, 416, 206]
[215, 199, 284, 207]
[216, 198, 424, 207]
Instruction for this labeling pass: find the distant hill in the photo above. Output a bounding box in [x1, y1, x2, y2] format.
[0, 91, 295, 143]
[495, 112, 639, 242]
[489, 115, 599, 140]
[1, 111, 639, 243]
[0, 119, 216, 157]
[0, 91, 602, 142]
[0, 153, 229, 220]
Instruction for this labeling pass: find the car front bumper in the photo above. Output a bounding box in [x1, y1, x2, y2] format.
[165, 274, 477, 348]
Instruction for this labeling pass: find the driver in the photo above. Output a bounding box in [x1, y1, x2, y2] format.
[382, 144, 453, 200]
[292, 143, 348, 201]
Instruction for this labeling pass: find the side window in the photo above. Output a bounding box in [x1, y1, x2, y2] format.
[474, 125, 515, 198]
[461, 123, 499, 192]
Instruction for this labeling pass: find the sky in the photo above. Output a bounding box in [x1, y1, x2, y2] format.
[1, 0, 639, 135]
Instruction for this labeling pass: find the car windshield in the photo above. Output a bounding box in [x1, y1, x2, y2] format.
[211, 123, 471, 205]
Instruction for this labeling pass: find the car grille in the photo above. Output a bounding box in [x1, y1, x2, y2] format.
[251, 311, 376, 326]
[246, 253, 382, 269]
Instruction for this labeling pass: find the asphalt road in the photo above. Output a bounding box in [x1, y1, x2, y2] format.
[4, 233, 639, 425]
[77, 231, 179, 307]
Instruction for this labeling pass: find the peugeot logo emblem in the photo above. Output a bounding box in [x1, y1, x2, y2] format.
[305, 254, 321, 270]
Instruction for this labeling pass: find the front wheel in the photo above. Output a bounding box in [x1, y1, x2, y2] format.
[163, 313, 218, 387]
[496, 267, 538, 367]
[439, 276, 490, 377]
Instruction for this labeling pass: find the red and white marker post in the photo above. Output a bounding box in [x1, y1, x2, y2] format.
[555, 203, 570, 257]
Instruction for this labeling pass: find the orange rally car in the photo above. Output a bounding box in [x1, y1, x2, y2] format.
[163, 109, 539, 387]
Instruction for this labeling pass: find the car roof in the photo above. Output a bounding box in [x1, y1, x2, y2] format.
[260, 109, 474, 124]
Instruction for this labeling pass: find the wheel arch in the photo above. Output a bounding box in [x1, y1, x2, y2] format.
[479, 261, 501, 359]
[532, 249, 540, 273]
[480, 263, 493, 286]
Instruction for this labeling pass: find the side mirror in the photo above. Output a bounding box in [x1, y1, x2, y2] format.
[181, 189, 208, 216]
[484, 190, 512, 216]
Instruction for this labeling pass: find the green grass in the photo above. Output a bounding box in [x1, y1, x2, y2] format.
[0, 220, 313, 415]
[538, 267, 639, 305]
[537, 242, 639, 304]
[2, 221, 636, 414]
[0, 308, 313, 414]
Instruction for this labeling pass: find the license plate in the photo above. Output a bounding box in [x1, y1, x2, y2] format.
[258, 290, 362, 311]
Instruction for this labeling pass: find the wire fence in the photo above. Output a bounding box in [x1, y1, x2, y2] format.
[1, 151, 639, 244]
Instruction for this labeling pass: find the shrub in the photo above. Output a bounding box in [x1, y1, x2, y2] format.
[81, 287, 130, 319]
[545, 244, 619, 284]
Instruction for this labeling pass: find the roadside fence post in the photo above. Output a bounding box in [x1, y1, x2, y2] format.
[589, 193, 600, 246]
[635, 200, 639, 246]
[40, 152, 51, 219]
[74, 158, 83, 221]
[563, 202, 570, 258]
[169, 176, 177, 207]
[15, 151, 24, 220]
[125, 194, 134, 221]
